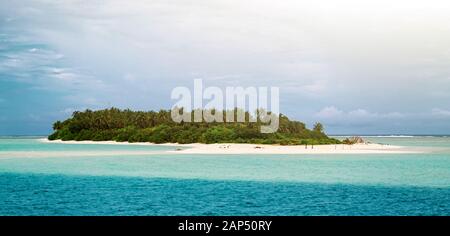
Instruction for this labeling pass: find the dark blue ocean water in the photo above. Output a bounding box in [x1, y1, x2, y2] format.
[1, 173, 448, 216]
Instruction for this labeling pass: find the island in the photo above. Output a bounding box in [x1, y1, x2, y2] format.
[48, 108, 341, 145]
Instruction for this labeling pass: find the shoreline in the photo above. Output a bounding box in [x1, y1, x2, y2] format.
[39, 139, 422, 155]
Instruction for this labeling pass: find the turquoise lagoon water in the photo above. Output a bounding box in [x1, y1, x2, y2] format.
[0, 136, 449, 215]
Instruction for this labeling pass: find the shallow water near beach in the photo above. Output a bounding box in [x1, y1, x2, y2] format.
[0, 136, 449, 215]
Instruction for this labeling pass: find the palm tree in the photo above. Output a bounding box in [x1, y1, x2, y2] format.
[313, 122, 324, 133]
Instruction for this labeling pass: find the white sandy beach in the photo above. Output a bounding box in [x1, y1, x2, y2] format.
[40, 139, 421, 155]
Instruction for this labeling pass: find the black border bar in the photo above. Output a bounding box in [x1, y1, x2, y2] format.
[0, 216, 448, 235]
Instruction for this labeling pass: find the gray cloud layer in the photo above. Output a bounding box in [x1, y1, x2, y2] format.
[1, 0, 450, 134]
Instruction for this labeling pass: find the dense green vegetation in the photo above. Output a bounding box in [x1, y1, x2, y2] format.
[48, 108, 341, 145]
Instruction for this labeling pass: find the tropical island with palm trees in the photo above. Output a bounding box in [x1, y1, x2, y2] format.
[48, 108, 340, 145]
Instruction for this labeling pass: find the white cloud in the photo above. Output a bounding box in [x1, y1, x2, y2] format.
[315, 106, 406, 124]
[432, 108, 450, 117]
[312, 106, 450, 133]
[315, 106, 344, 119]
[49, 68, 79, 82]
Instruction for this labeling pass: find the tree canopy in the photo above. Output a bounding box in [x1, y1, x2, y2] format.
[48, 108, 340, 145]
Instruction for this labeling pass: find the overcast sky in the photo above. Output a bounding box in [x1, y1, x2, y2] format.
[1, 0, 450, 135]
